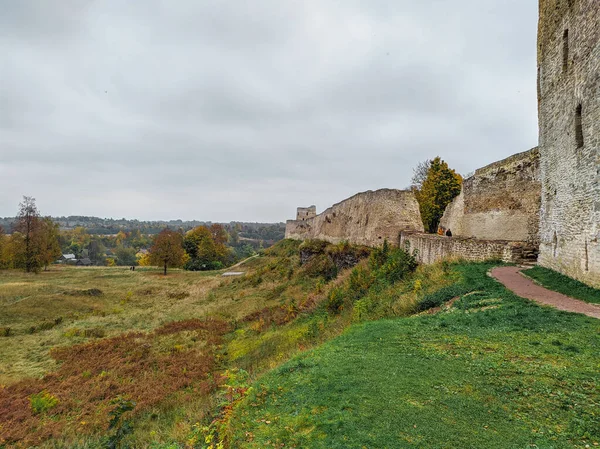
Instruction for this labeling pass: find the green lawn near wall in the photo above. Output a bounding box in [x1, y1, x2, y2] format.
[523, 266, 600, 305]
[230, 264, 600, 449]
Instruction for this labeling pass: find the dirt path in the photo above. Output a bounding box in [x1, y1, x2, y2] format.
[228, 254, 259, 270]
[490, 266, 600, 319]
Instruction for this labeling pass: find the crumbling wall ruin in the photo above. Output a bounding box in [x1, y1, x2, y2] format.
[286, 149, 542, 266]
[440, 148, 541, 244]
[285, 189, 424, 247]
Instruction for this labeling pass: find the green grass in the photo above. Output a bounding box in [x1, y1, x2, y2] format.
[3, 243, 600, 449]
[230, 263, 600, 448]
[523, 266, 600, 305]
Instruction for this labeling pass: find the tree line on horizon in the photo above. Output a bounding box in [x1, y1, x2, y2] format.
[0, 197, 270, 273]
[0, 215, 285, 241]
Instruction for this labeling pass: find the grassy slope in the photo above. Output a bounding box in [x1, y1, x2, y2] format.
[523, 266, 600, 305]
[230, 264, 600, 449]
[0, 254, 310, 447]
[0, 241, 456, 448]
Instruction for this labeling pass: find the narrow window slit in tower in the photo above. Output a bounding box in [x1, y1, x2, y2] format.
[575, 104, 584, 148]
[562, 29, 569, 73]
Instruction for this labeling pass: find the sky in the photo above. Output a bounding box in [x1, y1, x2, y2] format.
[0, 0, 539, 222]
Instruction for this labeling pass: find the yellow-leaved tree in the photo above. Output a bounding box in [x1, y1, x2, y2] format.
[413, 157, 462, 233]
[183, 224, 230, 271]
[137, 252, 152, 267]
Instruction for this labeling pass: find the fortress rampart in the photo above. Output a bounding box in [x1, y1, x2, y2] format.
[285, 189, 424, 247]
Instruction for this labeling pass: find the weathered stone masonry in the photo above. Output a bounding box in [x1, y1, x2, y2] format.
[400, 232, 537, 265]
[285, 189, 424, 247]
[440, 148, 541, 245]
[296, 206, 316, 221]
[286, 183, 538, 265]
[537, 0, 600, 286]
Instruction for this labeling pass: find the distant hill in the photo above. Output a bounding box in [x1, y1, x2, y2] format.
[0, 216, 285, 241]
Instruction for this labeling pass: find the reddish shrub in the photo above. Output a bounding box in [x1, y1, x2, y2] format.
[154, 318, 231, 336]
[0, 318, 231, 447]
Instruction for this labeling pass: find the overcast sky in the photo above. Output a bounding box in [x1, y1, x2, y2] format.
[0, 0, 539, 222]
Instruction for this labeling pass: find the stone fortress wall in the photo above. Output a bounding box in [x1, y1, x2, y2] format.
[285, 0, 600, 284]
[286, 162, 540, 265]
[285, 189, 424, 247]
[403, 148, 542, 265]
[537, 0, 600, 286]
[440, 148, 541, 244]
[399, 232, 536, 266]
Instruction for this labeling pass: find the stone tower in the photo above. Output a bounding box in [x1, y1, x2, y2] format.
[296, 206, 316, 221]
[537, 0, 600, 285]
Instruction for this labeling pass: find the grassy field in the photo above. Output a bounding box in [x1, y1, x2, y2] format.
[0, 252, 319, 447]
[0, 266, 223, 385]
[230, 263, 600, 448]
[1, 242, 599, 448]
[523, 266, 600, 305]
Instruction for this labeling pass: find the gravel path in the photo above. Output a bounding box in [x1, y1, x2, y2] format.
[490, 266, 600, 319]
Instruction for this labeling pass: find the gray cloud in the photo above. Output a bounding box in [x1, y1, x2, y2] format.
[0, 0, 538, 222]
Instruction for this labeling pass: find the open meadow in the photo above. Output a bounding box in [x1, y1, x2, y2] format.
[0, 266, 223, 385]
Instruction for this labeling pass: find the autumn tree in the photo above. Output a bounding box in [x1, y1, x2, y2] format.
[38, 217, 61, 270]
[413, 157, 462, 233]
[183, 225, 230, 271]
[0, 226, 8, 269]
[59, 226, 91, 257]
[115, 231, 128, 247]
[149, 229, 185, 275]
[137, 252, 152, 267]
[15, 196, 42, 272]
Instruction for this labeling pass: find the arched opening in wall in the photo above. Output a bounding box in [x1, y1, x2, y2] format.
[445, 229, 453, 237]
[575, 104, 584, 148]
[562, 29, 569, 73]
[553, 232, 558, 258]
